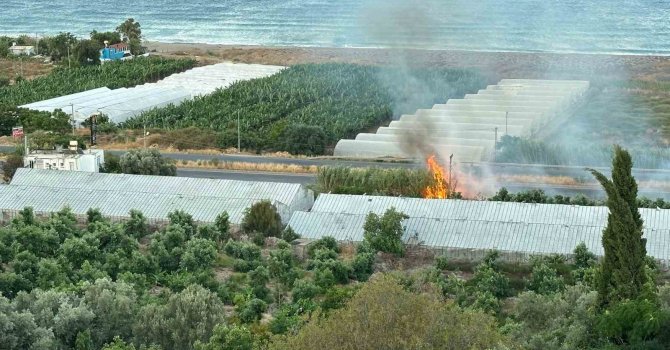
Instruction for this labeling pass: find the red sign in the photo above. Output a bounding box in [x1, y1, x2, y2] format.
[11, 127, 23, 138]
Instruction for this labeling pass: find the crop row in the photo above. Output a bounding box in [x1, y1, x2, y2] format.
[124, 63, 487, 154]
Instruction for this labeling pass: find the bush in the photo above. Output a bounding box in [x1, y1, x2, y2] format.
[363, 207, 408, 256]
[119, 148, 176, 176]
[307, 236, 339, 258]
[279, 124, 327, 156]
[180, 238, 217, 271]
[292, 279, 320, 301]
[237, 298, 268, 324]
[351, 251, 375, 281]
[123, 210, 148, 239]
[314, 267, 336, 289]
[241, 201, 282, 237]
[527, 263, 565, 295]
[214, 212, 231, 243]
[281, 226, 300, 243]
[598, 298, 670, 346]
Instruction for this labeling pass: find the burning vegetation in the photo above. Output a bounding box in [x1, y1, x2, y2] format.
[422, 155, 453, 199]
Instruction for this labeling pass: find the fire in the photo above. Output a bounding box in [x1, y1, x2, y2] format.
[423, 155, 450, 199]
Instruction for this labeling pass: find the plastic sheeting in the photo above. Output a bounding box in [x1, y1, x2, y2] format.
[334, 79, 590, 162]
[287, 194, 670, 263]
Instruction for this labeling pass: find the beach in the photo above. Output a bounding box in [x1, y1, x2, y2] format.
[145, 41, 670, 82]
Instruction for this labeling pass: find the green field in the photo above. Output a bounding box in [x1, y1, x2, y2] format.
[123, 63, 487, 154]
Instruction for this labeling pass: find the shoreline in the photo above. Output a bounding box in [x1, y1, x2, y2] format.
[144, 41, 670, 81]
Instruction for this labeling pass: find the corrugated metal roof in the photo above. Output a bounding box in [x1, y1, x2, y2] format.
[290, 194, 670, 262]
[288, 211, 670, 261]
[310, 194, 670, 229]
[12, 168, 305, 207]
[0, 185, 277, 224]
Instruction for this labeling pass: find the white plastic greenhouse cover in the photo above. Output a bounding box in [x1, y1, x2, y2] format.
[19, 62, 285, 123]
[334, 79, 590, 162]
[287, 194, 670, 264]
[10, 168, 314, 223]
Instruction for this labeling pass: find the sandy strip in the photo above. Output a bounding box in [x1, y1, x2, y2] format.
[144, 41, 670, 81]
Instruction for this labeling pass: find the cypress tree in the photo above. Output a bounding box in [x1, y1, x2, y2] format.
[589, 146, 647, 307]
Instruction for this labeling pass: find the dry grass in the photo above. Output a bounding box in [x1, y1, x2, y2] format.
[0, 57, 53, 81]
[176, 159, 318, 174]
[496, 175, 586, 186]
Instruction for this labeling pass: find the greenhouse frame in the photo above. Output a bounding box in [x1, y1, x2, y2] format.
[287, 194, 670, 264]
[333, 79, 590, 162]
[9, 168, 314, 224]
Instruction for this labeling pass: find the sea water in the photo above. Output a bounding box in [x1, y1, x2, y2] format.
[1, 0, 669, 55]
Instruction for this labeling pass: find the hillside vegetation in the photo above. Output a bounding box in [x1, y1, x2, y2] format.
[124, 64, 487, 154]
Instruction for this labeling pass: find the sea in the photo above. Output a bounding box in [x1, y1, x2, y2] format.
[1, 0, 670, 55]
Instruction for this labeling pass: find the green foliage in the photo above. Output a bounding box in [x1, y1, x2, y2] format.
[0, 105, 72, 135]
[180, 238, 217, 272]
[101, 152, 122, 174]
[2, 149, 24, 182]
[213, 212, 231, 243]
[241, 201, 283, 237]
[270, 276, 508, 350]
[307, 236, 339, 258]
[248, 266, 271, 300]
[134, 284, 225, 350]
[116, 18, 142, 42]
[590, 146, 648, 306]
[224, 241, 262, 272]
[507, 285, 602, 350]
[90, 31, 122, 45]
[123, 210, 148, 239]
[363, 207, 408, 256]
[598, 298, 670, 346]
[351, 243, 376, 281]
[0, 57, 196, 107]
[120, 149, 177, 176]
[237, 298, 268, 324]
[74, 39, 102, 65]
[195, 324, 254, 350]
[314, 267, 336, 289]
[292, 279, 320, 301]
[280, 124, 327, 156]
[280, 226, 300, 243]
[316, 166, 434, 197]
[528, 262, 565, 295]
[126, 64, 485, 154]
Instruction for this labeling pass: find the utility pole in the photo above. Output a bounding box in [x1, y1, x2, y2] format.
[20, 57, 23, 77]
[71, 103, 75, 134]
[143, 124, 147, 149]
[494, 127, 498, 162]
[448, 154, 454, 195]
[237, 111, 241, 153]
[24, 133, 28, 156]
[67, 45, 71, 68]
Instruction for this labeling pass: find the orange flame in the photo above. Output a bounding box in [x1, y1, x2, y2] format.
[423, 155, 450, 199]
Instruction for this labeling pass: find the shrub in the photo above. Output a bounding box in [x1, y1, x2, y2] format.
[180, 238, 217, 271]
[307, 236, 339, 258]
[351, 251, 375, 281]
[241, 201, 282, 237]
[292, 279, 320, 301]
[214, 212, 231, 243]
[279, 124, 327, 156]
[363, 207, 408, 256]
[248, 266, 270, 300]
[123, 210, 148, 239]
[314, 267, 336, 289]
[527, 263, 565, 295]
[237, 298, 268, 323]
[281, 226, 300, 242]
[119, 148, 176, 176]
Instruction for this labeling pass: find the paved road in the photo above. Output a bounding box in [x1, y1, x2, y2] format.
[5, 145, 670, 187]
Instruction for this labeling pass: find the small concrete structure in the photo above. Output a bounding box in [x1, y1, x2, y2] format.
[24, 143, 105, 172]
[9, 43, 35, 56]
[100, 42, 131, 63]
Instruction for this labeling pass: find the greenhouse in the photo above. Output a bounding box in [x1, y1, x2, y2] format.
[10, 168, 314, 223]
[287, 194, 670, 264]
[19, 62, 285, 123]
[334, 79, 590, 162]
[0, 185, 277, 225]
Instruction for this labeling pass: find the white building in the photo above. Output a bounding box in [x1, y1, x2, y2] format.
[24, 144, 105, 172]
[9, 43, 35, 56]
